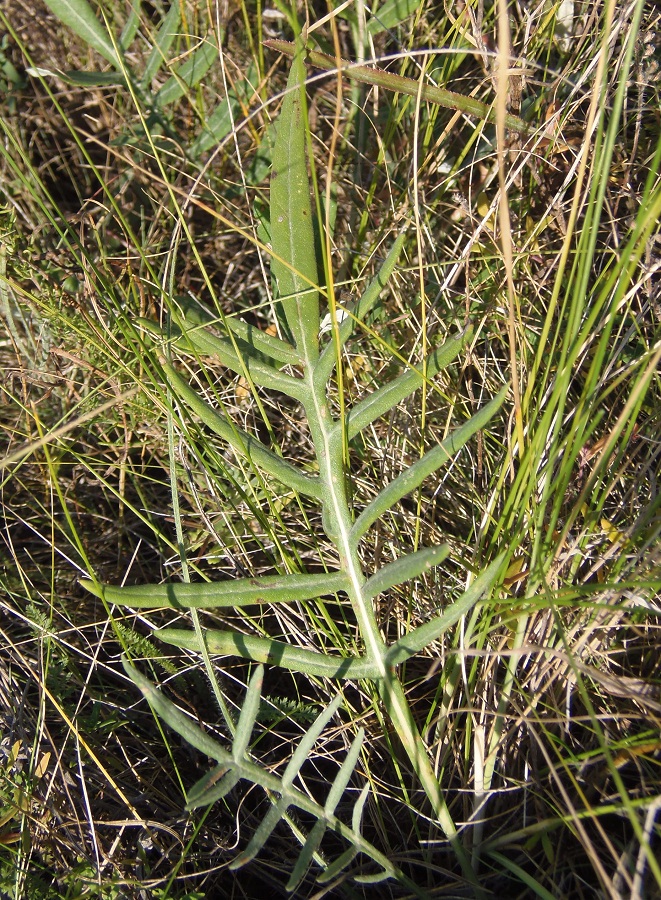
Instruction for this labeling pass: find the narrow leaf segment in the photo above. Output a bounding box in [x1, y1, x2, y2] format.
[83, 570, 350, 608]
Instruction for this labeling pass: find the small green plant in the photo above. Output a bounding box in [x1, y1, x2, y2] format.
[83, 40, 507, 892]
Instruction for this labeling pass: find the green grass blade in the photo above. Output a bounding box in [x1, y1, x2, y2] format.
[352, 386, 508, 539]
[163, 365, 320, 496]
[156, 34, 218, 107]
[82, 570, 350, 608]
[233, 665, 262, 760]
[157, 628, 380, 679]
[486, 852, 557, 900]
[270, 43, 319, 362]
[363, 545, 450, 600]
[42, 0, 122, 67]
[142, 0, 180, 87]
[385, 555, 505, 666]
[341, 332, 470, 440]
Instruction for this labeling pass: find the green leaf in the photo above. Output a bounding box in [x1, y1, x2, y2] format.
[352, 386, 508, 539]
[231, 800, 287, 868]
[123, 657, 227, 761]
[42, 0, 122, 68]
[286, 820, 326, 891]
[340, 331, 470, 440]
[366, 0, 423, 36]
[83, 570, 349, 608]
[270, 43, 319, 362]
[137, 317, 306, 399]
[315, 234, 406, 385]
[385, 555, 505, 666]
[189, 91, 237, 157]
[119, 0, 141, 50]
[142, 1, 180, 87]
[233, 665, 262, 760]
[157, 628, 381, 679]
[189, 63, 260, 158]
[316, 846, 358, 884]
[325, 729, 364, 814]
[281, 695, 343, 786]
[155, 34, 218, 107]
[176, 296, 303, 365]
[163, 365, 321, 498]
[363, 545, 450, 600]
[61, 70, 127, 86]
[186, 766, 241, 808]
[352, 783, 370, 833]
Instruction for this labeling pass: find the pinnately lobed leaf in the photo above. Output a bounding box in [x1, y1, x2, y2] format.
[94, 44, 512, 893]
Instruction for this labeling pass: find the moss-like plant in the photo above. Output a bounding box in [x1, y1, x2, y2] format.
[83, 42, 507, 892]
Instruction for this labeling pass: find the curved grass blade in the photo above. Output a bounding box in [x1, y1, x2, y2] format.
[385, 555, 505, 666]
[164, 365, 321, 498]
[43, 0, 122, 68]
[363, 545, 450, 600]
[270, 41, 319, 362]
[83, 571, 349, 608]
[341, 332, 470, 441]
[352, 386, 508, 539]
[157, 628, 380, 679]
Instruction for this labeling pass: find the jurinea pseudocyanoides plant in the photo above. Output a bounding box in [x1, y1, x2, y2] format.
[84, 43, 507, 892]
